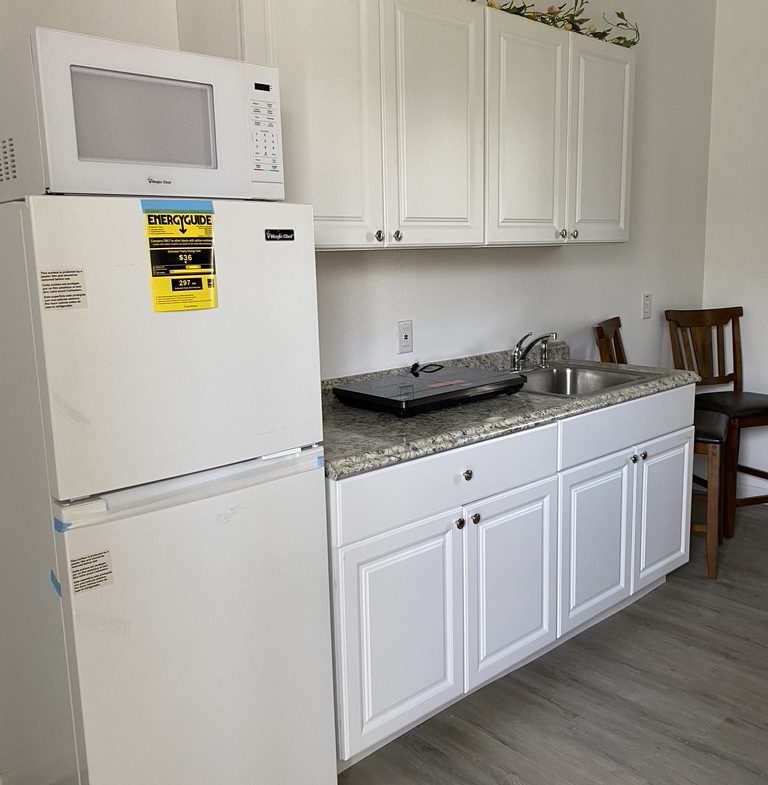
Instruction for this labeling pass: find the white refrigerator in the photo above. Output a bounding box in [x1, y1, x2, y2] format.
[0, 196, 337, 785]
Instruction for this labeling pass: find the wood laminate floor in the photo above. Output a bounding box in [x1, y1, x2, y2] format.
[338, 507, 768, 785]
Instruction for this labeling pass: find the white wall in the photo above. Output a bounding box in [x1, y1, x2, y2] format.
[704, 0, 768, 490]
[316, 0, 716, 378]
[0, 0, 180, 50]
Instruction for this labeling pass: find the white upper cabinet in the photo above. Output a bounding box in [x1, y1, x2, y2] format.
[485, 10, 569, 245]
[381, 0, 485, 247]
[244, 0, 386, 248]
[567, 34, 635, 243]
[178, 1, 635, 249]
[486, 9, 634, 245]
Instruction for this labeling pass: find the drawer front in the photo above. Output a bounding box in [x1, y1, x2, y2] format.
[558, 385, 695, 470]
[329, 424, 558, 547]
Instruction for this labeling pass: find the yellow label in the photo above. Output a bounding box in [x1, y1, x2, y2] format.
[142, 201, 217, 313]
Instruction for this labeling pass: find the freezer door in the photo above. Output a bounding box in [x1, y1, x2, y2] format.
[54, 455, 337, 785]
[25, 196, 322, 500]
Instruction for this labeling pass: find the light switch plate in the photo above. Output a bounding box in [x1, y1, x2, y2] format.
[641, 292, 652, 320]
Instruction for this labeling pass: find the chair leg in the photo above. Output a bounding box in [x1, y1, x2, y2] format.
[723, 419, 741, 539]
[705, 444, 720, 579]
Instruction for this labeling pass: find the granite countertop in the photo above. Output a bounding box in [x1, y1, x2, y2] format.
[321, 348, 699, 481]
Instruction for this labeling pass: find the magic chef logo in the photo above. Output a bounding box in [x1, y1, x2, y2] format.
[146, 213, 213, 234]
[148, 176, 172, 185]
[265, 229, 295, 241]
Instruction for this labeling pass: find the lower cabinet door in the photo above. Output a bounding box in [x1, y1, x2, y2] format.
[559, 450, 634, 636]
[632, 427, 694, 592]
[465, 477, 558, 691]
[335, 509, 464, 760]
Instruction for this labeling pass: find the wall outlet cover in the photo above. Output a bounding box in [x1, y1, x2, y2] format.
[397, 320, 413, 354]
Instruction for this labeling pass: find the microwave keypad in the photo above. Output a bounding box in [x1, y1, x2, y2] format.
[250, 99, 281, 175]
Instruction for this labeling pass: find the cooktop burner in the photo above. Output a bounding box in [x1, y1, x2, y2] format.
[333, 366, 526, 417]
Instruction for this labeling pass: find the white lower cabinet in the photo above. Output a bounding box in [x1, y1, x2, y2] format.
[335, 508, 464, 760]
[559, 449, 634, 636]
[328, 386, 695, 763]
[632, 429, 694, 592]
[559, 426, 694, 636]
[465, 477, 558, 691]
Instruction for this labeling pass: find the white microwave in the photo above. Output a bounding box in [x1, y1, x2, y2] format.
[0, 28, 284, 202]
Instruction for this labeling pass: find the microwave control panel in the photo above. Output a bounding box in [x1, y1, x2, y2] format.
[247, 79, 282, 185]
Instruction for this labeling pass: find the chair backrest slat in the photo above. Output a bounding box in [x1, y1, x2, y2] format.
[691, 325, 713, 378]
[664, 307, 744, 389]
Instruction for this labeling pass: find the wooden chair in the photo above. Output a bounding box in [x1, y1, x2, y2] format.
[593, 316, 627, 363]
[593, 316, 727, 578]
[665, 307, 768, 539]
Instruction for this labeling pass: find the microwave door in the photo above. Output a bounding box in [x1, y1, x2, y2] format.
[32, 28, 271, 198]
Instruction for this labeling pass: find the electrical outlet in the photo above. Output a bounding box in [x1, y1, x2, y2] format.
[641, 292, 652, 320]
[397, 320, 413, 354]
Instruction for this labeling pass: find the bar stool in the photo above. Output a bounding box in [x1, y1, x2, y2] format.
[665, 307, 768, 539]
[593, 316, 728, 578]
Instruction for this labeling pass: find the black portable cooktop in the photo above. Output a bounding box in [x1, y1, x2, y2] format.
[333, 365, 526, 417]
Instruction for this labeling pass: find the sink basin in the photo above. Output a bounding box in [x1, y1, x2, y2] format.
[523, 365, 645, 397]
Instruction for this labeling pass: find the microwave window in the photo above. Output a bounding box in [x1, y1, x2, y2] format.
[70, 66, 217, 169]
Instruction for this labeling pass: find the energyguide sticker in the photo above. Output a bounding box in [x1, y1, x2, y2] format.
[71, 551, 114, 594]
[141, 199, 217, 313]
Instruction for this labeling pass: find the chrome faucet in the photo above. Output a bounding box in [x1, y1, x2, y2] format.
[511, 331, 559, 371]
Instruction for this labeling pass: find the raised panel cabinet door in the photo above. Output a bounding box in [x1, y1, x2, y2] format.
[485, 10, 568, 245]
[566, 34, 635, 243]
[242, 0, 386, 248]
[335, 509, 464, 760]
[559, 450, 634, 636]
[381, 0, 484, 246]
[632, 427, 694, 592]
[465, 477, 558, 692]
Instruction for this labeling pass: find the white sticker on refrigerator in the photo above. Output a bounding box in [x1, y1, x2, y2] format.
[71, 551, 114, 594]
[40, 269, 88, 310]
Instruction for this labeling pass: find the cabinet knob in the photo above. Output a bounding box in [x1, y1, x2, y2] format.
[571, 229, 579, 239]
[471, 513, 481, 525]
[629, 454, 638, 464]
[463, 469, 473, 481]
[456, 517, 466, 530]
[393, 230, 403, 242]
[640, 451, 648, 460]
[375, 229, 384, 242]
[559, 229, 568, 239]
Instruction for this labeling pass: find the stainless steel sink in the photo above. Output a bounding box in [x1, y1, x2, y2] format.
[522, 365, 646, 397]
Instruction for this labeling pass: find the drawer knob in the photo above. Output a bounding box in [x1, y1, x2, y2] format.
[471, 513, 481, 525]
[640, 451, 648, 460]
[629, 454, 638, 464]
[375, 229, 384, 242]
[456, 517, 466, 530]
[463, 469, 473, 481]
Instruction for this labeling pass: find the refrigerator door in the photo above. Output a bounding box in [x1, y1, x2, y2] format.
[53, 449, 337, 785]
[25, 196, 322, 501]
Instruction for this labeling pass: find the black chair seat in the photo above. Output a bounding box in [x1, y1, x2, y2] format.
[694, 410, 729, 445]
[695, 391, 768, 419]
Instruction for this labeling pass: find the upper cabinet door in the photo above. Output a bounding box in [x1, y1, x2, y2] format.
[567, 35, 635, 243]
[485, 11, 568, 245]
[247, 0, 386, 249]
[381, 0, 485, 247]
